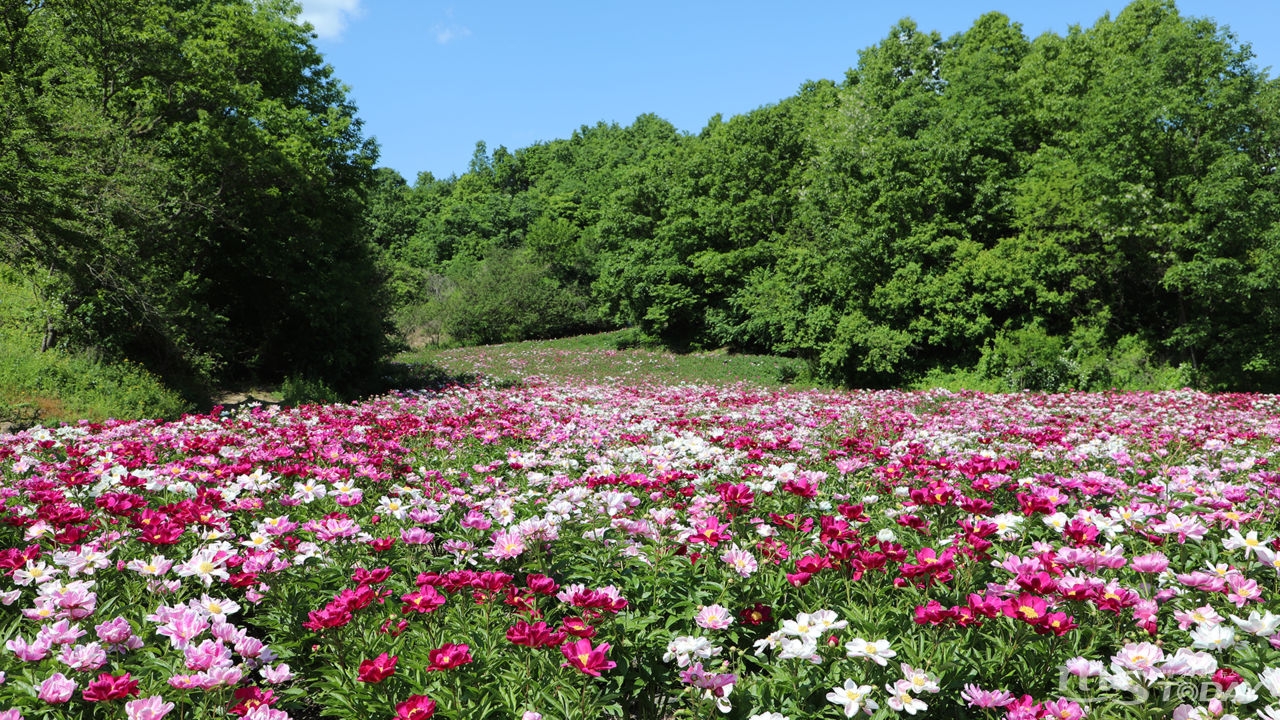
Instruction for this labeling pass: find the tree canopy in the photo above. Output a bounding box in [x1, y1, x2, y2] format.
[5, 0, 1276, 395]
[378, 0, 1279, 392]
[0, 0, 385, 393]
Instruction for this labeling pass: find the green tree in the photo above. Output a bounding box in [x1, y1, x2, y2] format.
[1000, 0, 1280, 389]
[0, 0, 386, 392]
[438, 248, 598, 345]
[745, 15, 1032, 385]
[595, 84, 833, 350]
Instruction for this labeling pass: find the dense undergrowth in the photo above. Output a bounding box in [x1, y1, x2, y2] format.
[0, 269, 191, 429]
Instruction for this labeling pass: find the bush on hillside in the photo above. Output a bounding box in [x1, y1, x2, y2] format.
[438, 249, 602, 346]
[0, 268, 191, 425]
[0, 349, 192, 425]
[975, 323, 1195, 392]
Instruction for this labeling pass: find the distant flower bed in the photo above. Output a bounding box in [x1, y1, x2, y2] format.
[0, 384, 1278, 720]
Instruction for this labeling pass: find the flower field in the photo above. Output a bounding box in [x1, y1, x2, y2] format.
[1, 379, 1279, 720]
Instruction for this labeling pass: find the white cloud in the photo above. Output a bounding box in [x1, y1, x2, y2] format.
[432, 21, 472, 44]
[297, 0, 365, 40]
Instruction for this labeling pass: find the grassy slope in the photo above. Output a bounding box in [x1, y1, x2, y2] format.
[0, 267, 191, 428]
[397, 330, 811, 388]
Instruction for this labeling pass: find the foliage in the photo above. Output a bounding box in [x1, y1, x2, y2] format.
[378, 0, 1278, 393]
[0, 0, 388, 392]
[0, 265, 191, 424]
[280, 375, 340, 407]
[974, 323, 1199, 393]
[434, 249, 602, 347]
[594, 85, 834, 351]
[608, 328, 661, 351]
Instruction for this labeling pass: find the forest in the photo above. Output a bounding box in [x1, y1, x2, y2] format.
[3, 0, 1279, 409]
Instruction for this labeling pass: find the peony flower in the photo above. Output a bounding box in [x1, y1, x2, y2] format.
[560, 638, 615, 677]
[808, 609, 848, 633]
[720, 544, 758, 577]
[900, 664, 941, 694]
[1112, 642, 1166, 683]
[261, 663, 293, 683]
[1256, 666, 1280, 697]
[1175, 605, 1224, 631]
[960, 684, 1015, 708]
[1039, 698, 1087, 720]
[526, 574, 560, 595]
[174, 548, 230, 586]
[155, 608, 210, 649]
[193, 595, 240, 623]
[183, 639, 232, 672]
[1224, 529, 1273, 557]
[229, 687, 276, 717]
[776, 636, 821, 664]
[59, 641, 108, 671]
[1130, 552, 1169, 573]
[827, 680, 877, 717]
[243, 708, 290, 720]
[357, 653, 398, 683]
[426, 644, 472, 672]
[507, 621, 567, 648]
[486, 530, 525, 560]
[95, 617, 134, 645]
[38, 672, 76, 703]
[780, 612, 822, 640]
[1064, 657, 1105, 677]
[396, 695, 436, 720]
[679, 662, 737, 713]
[885, 679, 927, 714]
[401, 586, 447, 614]
[1190, 625, 1236, 651]
[126, 696, 176, 720]
[1231, 610, 1280, 637]
[7, 635, 52, 662]
[695, 604, 734, 630]
[663, 636, 721, 667]
[1160, 648, 1218, 677]
[845, 638, 896, 666]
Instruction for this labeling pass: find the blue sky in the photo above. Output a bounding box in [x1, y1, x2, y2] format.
[296, 0, 1278, 183]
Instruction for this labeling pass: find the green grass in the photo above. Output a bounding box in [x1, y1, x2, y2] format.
[0, 266, 192, 428]
[398, 330, 810, 388]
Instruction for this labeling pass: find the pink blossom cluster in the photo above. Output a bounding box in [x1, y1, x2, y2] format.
[0, 381, 1276, 718]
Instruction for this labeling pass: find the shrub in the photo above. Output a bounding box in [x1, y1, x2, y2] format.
[0, 348, 192, 424]
[439, 249, 601, 345]
[610, 328, 660, 351]
[976, 321, 1196, 393]
[281, 375, 340, 406]
[0, 268, 191, 423]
